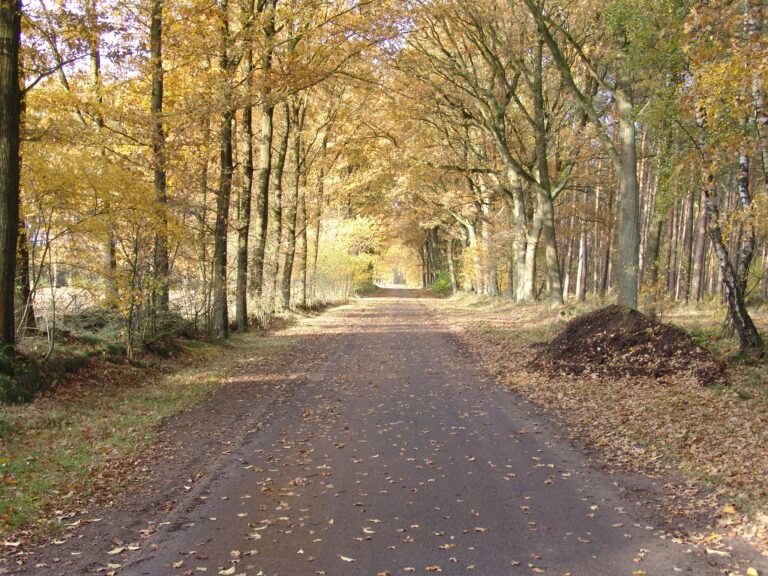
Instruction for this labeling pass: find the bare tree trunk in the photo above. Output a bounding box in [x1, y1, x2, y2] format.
[666, 202, 678, 298]
[598, 185, 613, 299]
[690, 187, 708, 301]
[576, 215, 588, 302]
[268, 106, 290, 310]
[642, 210, 665, 315]
[480, 199, 499, 297]
[505, 170, 528, 301]
[532, 37, 563, 305]
[466, 223, 483, 294]
[234, 0, 255, 331]
[615, 81, 640, 308]
[0, 0, 21, 345]
[150, 0, 170, 322]
[251, 0, 276, 298]
[311, 137, 327, 301]
[677, 189, 695, 303]
[746, 0, 768, 183]
[212, 0, 234, 339]
[297, 182, 307, 307]
[562, 215, 574, 297]
[446, 238, 458, 294]
[85, 0, 117, 305]
[735, 146, 756, 293]
[278, 102, 304, 309]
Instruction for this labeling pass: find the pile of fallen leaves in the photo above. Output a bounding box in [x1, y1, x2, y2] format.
[529, 305, 726, 387]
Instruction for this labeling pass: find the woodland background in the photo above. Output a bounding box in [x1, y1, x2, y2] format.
[0, 0, 767, 400]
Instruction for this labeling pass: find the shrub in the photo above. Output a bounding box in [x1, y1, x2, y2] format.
[430, 270, 453, 298]
[0, 348, 42, 404]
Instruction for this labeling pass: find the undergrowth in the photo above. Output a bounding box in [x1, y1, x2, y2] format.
[0, 331, 291, 539]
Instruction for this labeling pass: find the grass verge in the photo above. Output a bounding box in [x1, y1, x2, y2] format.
[0, 331, 292, 541]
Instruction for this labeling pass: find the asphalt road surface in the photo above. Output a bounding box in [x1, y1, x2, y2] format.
[121, 289, 720, 576]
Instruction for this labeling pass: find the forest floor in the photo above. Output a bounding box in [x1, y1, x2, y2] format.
[0, 290, 765, 576]
[431, 294, 768, 559]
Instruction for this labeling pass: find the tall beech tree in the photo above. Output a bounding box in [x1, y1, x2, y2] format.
[150, 0, 169, 320]
[212, 0, 237, 339]
[0, 0, 22, 346]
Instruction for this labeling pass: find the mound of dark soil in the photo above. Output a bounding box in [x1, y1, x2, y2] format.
[530, 305, 726, 386]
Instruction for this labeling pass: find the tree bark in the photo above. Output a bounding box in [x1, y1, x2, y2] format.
[677, 189, 695, 303]
[615, 82, 640, 308]
[150, 0, 170, 321]
[480, 199, 499, 297]
[212, 0, 235, 339]
[278, 102, 304, 310]
[735, 146, 756, 293]
[746, 0, 768, 183]
[690, 187, 708, 301]
[446, 238, 458, 294]
[0, 0, 22, 346]
[296, 181, 308, 307]
[251, 0, 277, 298]
[576, 213, 588, 302]
[311, 136, 327, 301]
[17, 222, 34, 332]
[532, 37, 563, 305]
[268, 105, 290, 311]
[505, 170, 528, 301]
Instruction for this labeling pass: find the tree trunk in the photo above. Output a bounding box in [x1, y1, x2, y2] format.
[85, 0, 117, 305]
[576, 215, 588, 302]
[677, 189, 695, 303]
[279, 102, 304, 309]
[235, 101, 253, 330]
[297, 181, 308, 307]
[233, 0, 255, 331]
[735, 146, 756, 293]
[150, 0, 170, 322]
[480, 200, 499, 297]
[311, 137, 327, 301]
[615, 83, 640, 308]
[17, 222, 34, 333]
[690, 187, 709, 301]
[212, 0, 234, 339]
[746, 0, 768, 183]
[251, 0, 276, 298]
[0, 0, 22, 346]
[446, 238, 458, 294]
[697, 107, 762, 350]
[642, 210, 665, 314]
[522, 207, 543, 301]
[269, 105, 290, 310]
[466, 223, 483, 294]
[666, 202, 678, 297]
[505, 170, 528, 301]
[703, 175, 762, 350]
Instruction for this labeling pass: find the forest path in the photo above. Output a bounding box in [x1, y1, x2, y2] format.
[117, 288, 718, 576]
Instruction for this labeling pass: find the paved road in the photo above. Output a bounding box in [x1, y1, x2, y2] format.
[123, 290, 719, 576]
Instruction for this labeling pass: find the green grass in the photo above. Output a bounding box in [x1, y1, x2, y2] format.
[0, 331, 294, 539]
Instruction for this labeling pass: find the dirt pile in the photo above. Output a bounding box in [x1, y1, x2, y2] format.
[530, 305, 726, 386]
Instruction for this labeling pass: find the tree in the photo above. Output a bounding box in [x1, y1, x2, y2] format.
[150, 0, 170, 320]
[0, 0, 22, 346]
